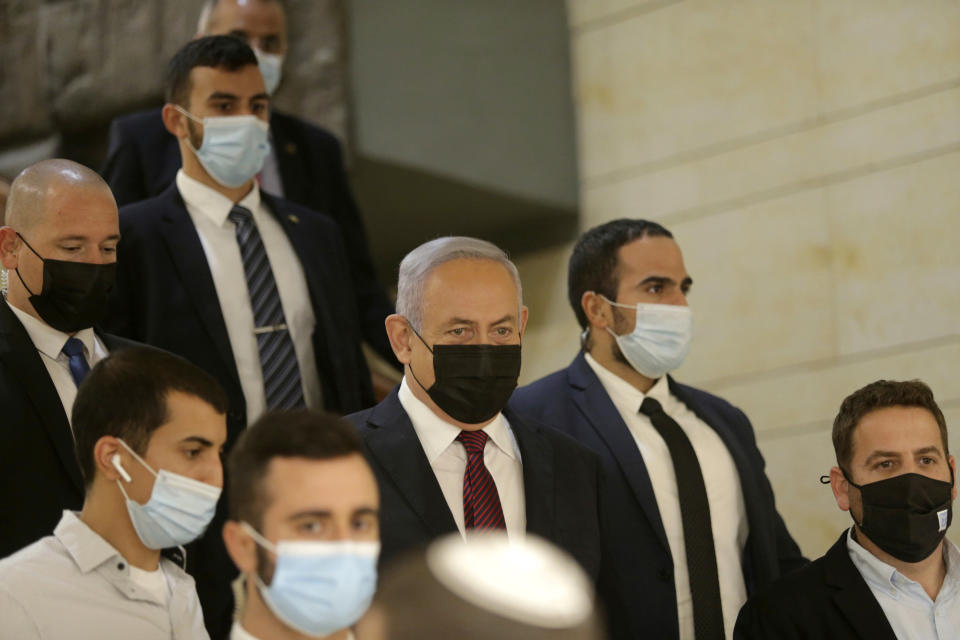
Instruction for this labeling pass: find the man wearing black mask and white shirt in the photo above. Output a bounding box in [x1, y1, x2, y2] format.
[0, 347, 228, 639]
[0, 159, 138, 559]
[735, 379, 959, 640]
[346, 237, 603, 578]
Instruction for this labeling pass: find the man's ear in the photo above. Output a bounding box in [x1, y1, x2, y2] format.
[0, 227, 22, 270]
[223, 521, 258, 574]
[385, 314, 413, 365]
[92, 436, 126, 483]
[517, 306, 529, 340]
[950, 455, 956, 501]
[829, 466, 851, 512]
[161, 103, 190, 139]
[581, 291, 612, 332]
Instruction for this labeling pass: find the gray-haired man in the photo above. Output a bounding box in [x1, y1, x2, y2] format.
[346, 236, 603, 579]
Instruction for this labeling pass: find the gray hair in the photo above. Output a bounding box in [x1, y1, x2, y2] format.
[396, 237, 523, 331]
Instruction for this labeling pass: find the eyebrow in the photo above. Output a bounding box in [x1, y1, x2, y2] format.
[56, 234, 121, 242]
[250, 93, 270, 102]
[179, 436, 214, 447]
[207, 92, 239, 101]
[638, 275, 694, 287]
[288, 510, 332, 521]
[353, 507, 379, 518]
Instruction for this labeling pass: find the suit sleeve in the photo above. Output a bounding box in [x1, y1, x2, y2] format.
[100, 118, 148, 206]
[733, 594, 799, 640]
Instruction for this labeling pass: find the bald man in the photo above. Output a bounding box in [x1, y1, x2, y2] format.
[0, 159, 137, 558]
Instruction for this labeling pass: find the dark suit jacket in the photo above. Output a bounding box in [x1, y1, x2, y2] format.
[0, 300, 138, 558]
[346, 388, 603, 580]
[734, 530, 898, 640]
[103, 183, 375, 640]
[509, 352, 807, 640]
[100, 107, 396, 365]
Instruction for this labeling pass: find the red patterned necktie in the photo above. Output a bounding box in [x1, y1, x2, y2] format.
[456, 430, 506, 530]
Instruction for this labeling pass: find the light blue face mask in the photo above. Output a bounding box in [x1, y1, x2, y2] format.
[176, 106, 271, 188]
[242, 522, 380, 638]
[115, 439, 222, 550]
[254, 49, 284, 95]
[601, 295, 693, 379]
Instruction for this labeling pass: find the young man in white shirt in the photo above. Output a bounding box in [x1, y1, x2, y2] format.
[0, 347, 228, 639]
[736, 379, 959, 639]
[223, 410, 380, 640]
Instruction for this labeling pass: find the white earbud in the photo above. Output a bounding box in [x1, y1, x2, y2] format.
[111, 453, 132, 483]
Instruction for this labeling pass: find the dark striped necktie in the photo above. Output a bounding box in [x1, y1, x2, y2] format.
[457, 429, 506, 531]
[640, 396, 725, 640]
[228, 205, 305, 410]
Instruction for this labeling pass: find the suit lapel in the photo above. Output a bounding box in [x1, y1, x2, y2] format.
[270, 115, 308, 205]
[824, 531, 900, 640]
[158, 186, 237, 379]
[568, 352, 670, 553]
[505, 410, 556, 540]
[0, 302, 84, 492]
[362, 390, 458, 536]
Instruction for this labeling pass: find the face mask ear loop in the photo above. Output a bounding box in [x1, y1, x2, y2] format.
[173, 105, 204, 153]
[241, 521, 277, 554]
[13, 233, 42, 297]
[405, 321, 435, 394]
[838, 466, 867, 529]
[117, 438, 159, 479]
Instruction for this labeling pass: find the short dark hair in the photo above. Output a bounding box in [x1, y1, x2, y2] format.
[833, 379, 949, 471]
[73, 347, 229, 487]
[227, 410, 364, 529]
[567, 219, 674, 329]
[164, 35, 259, 106]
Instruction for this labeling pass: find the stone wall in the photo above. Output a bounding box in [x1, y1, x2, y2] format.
[516, 0, 960, 556]
[0, 0, 347, 176]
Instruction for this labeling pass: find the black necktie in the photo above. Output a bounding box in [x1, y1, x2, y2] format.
[640, 396, 724, 640]
[228, 205, 305, 410]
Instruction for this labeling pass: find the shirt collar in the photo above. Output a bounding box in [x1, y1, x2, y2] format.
[176, 169, 262, 228]
[230, 621, 356, 640]
[845, 527, 960, 594]
[398, 376, 516, 463]
[54, 510, 126, 575]
[6, 299, 97, 361]
[584, 351, 673, 412]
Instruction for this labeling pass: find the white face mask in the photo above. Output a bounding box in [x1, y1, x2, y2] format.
[254, 49, 284, 95]
[601, 295, 693, 379]
[176, 106, 271, 188]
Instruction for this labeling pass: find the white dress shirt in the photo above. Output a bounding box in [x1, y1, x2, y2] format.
[398, 376, 526, 537]
[0, 511, 209, 640]
[585, 353, 748, 640]
[7, 300, 108, 428]
[176, 170, 321, 422]
[848, 528, 960, 639]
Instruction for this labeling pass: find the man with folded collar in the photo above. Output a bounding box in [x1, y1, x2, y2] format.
[0, 159, 137, 559]
[347, 236, 602, 579]
[510, 219, 806, 640]
[735, 379, 959, 640]
[104, 35, 372, 638]
[101, 0, 396, 368]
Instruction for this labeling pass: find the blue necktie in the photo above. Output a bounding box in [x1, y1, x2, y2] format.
[61, 337, 91, 387]
[228, 205, 305, 410]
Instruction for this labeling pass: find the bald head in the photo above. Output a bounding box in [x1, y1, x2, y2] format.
[5, 159, 113, 232]
[197, 0, 287, 56]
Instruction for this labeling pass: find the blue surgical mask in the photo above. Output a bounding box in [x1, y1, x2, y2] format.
[254, 49, 284, 95]
[116, 439, 222, 549]
[601, 295, 693, 378]
[176, 106, 270, 188]
[242, 522, 380, 638]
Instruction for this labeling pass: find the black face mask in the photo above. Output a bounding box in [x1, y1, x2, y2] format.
[408, 326, 522, 425]
[845, 468, 954, 563]
[14, 233, 116, 333]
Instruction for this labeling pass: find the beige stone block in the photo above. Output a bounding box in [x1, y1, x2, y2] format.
[514, 243, 583, 385]
[828, 151, 960, 356]
[573, 0, 819, 181]
[816, 0, 960, 114]
[702, 338, 960, 435]
[666, 191, 836, 384]
[755, 427, 850, 558]
[580, 86, 960, 224]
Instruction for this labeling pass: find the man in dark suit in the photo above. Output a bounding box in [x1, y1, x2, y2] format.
[735, 379, 959, 640]
[0, 159, 137, 558]
[347, 237, 603, 579]
[100, 0, 396, 367]
[510, 219, 806, 640]
[103, 36, 372, 638]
